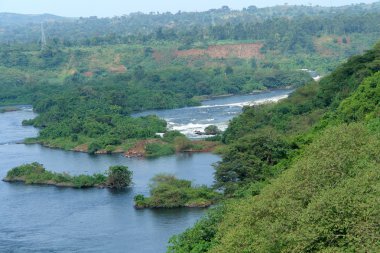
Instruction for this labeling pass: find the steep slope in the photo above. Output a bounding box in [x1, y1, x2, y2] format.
[168, 42, 380, 253]
[210, 123, 380, 253]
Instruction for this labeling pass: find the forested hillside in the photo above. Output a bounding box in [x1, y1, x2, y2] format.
[168, 41, 380, 253]
[2, 2, 380, 46]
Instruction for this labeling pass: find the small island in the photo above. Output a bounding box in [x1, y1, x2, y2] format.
[125, 130, 222, 158]
[134, 174, 220, 209]
[0, 106, 21, 113]
[3, 162, 132, 189]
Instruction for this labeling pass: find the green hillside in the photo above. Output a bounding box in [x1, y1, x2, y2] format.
[168, 42, 380, 253]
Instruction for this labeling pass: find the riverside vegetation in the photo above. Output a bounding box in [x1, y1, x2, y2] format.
[167, 42, 380, 252]
[134, 174, 220, 208]
[3, 162, 133, 189]
[1, 3, 380, 154]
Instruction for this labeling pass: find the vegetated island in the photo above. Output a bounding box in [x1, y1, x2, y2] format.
[0, 106, 21, 113]
[25, 128, 223, 158]
[134, 174, 221, 209]
[3, 162, 132, 189]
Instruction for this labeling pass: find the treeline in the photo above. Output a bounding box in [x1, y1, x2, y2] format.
[1, 3, 380, 54]
[17, 65, 309, 153]
[168, 42, 380, 252]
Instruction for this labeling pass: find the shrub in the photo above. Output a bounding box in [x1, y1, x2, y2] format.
[163, 130, 186, 143]
[4, 163, 132, 189]
[106, 165, 133, 189]
[134, 174, 220, 208]
[145, 142, 175, 157]
[204, 125, 221, 135]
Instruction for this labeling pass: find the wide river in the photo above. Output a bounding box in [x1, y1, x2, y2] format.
[0, 89, 291, 252]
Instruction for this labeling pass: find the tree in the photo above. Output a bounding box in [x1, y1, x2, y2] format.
[106, 165, 133, 189]
[225, 66, 234, 76]
[204, 125, 221, 135]
[215, 131, 291, 195]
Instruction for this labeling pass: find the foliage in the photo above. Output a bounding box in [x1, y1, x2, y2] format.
[170, 123, 380, 252]
[134, 174, 220, 208]
[337, 71, 380, 122]
[204, 125, 221, 135]
[4, 3, 380, 154]
[167, 205, 226, 253]
[145, 142, 176, 158]
[106, 165, 133, 189]
[223, 41, 380, 144]
[173, 136, 193, 152]
[215, 130, 292, 195]
[163, 130, 186, 143]
[169, 41, 380, 252]
[208, 123, 380, 253]
[2, 3, 380, 56]
[4, 163, 133, 189]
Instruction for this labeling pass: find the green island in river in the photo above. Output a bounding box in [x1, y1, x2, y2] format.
[3, 162, 133, 189]
[134, 174, 221, 209]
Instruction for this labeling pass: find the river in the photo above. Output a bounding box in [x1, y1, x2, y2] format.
[133, 89, 291, 138]
[0, 89, 291, 252]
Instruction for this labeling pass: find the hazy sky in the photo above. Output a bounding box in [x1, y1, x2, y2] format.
[0, 0, 378, 17]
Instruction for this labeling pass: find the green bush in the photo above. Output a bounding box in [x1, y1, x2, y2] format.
[134, 174, 220, 208]
[215, 130, 292, 195]
[338, 72, 380, 122]
[106, 165, 133, 189]
[204, 125, 221, 135]
[4, 163, 132, 189]
[145, 142, 175, 157]
[208, 124, 380, 253]
[173, 136, 193, 151]
[163, 130, 186, 143]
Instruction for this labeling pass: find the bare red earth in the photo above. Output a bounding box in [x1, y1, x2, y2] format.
[175, 43, 263, 59]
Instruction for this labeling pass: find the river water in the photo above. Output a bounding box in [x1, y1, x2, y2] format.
[133, 89, 292, 138]
[0, 89, 290, 252]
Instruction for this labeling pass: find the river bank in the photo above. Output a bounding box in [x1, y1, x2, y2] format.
[16, 89, 291, 157]
[0, 89, 293, 252]
[24, 137, 222, 158]
[0, 107, 218, 253]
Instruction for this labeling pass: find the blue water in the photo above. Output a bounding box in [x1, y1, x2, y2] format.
[133, 89, 292, 138]
[0, 110, 219, 253]
[0, 90, 289, 252]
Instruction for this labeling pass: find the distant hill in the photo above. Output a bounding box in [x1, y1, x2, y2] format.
[0, 13, 71, 26]
[0, 2, 380, 44]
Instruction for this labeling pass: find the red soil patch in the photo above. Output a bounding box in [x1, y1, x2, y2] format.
[176, 43, 263, 59]
[108, 65, 127, 73]
[153, 51, 164, 62]
[83, 71, 93, 77]
[72, 144, 88, 152]
[124, 139, 161, 158]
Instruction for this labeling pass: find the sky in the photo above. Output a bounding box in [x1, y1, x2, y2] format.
[0, 0, 378, 17]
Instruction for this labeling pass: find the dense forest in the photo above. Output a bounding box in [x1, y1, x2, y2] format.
[1, 2, 380, 46]
[168, 41, 380, 253]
